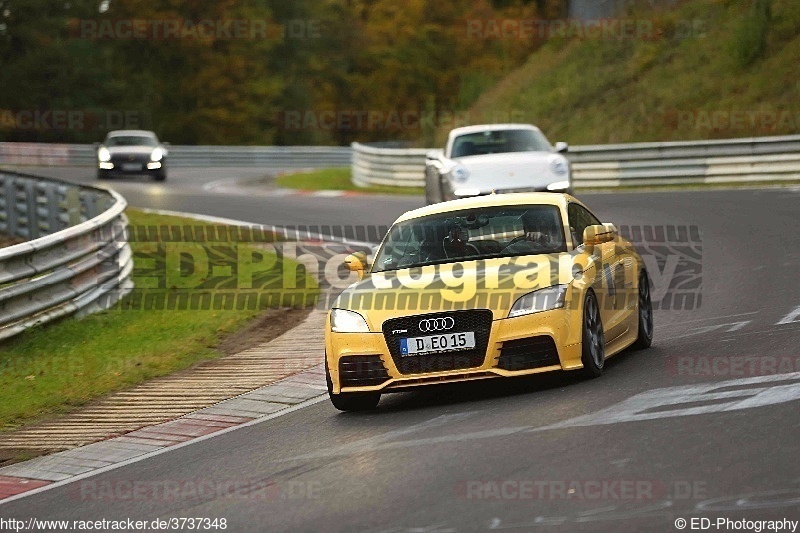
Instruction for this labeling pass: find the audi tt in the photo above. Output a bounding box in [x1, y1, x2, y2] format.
[325, 193, 653, 411]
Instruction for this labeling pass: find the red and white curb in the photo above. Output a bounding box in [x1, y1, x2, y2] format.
[0, 364, 328, 503]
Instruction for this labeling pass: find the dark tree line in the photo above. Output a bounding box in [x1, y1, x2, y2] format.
[0, 0, 567, 145]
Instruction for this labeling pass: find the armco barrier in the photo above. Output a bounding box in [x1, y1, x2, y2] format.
[0, 143, 352, 169]
[352, 134, 800, 189]
[0, 170, 133, 341]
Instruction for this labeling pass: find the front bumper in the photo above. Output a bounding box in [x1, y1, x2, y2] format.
[326, 308, 583, 394]
[99, 157, 165, 174]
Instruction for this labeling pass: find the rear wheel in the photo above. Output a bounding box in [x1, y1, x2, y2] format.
[97, 170, 110, 180]
[632, 270, 654, 349]
[326, 359, 380, 412]
[581, 291, 605, 378]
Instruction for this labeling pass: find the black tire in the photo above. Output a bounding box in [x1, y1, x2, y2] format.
[325, 359, 380, 412]
[581, 291, 605, 378]
[632, 270, 654, 349]
[153, 170, 167, 182]
[97, 170, 110, 180]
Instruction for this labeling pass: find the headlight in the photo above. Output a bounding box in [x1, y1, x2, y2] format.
[508, 285, 567, 318]
[550, 159, 568, 177]
[330, 309, 370, 333]
[150, 147, 164, 162]
[447, 165, 470, 182]
[98, 147, 111, 162]
[547, 180, 572, 192]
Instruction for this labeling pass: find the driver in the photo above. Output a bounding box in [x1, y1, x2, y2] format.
[503, 211, 555, 254]
[443, 224, 470, 257]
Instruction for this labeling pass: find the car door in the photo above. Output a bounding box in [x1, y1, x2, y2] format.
[568, 203, 626, 340]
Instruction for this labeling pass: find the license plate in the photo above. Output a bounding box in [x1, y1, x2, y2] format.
[400, 332, 476, 356]
[122, 163, 142, 171]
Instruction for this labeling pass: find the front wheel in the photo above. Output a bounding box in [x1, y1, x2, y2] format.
[326, 359, 380, 412]
[581, 291, 605, 378]
[632, 270, 653, 349]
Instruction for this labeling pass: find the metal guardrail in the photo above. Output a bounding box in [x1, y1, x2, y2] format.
[0, 143, 352, 169]
[351, 143, 429, 188]
[352, 135, 800, 189]
[0, 171, 133, 341]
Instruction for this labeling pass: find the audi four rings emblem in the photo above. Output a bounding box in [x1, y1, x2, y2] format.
[419, 317, 455, 332]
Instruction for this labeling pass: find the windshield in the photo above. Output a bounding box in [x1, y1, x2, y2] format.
[451, 129, 552, 158]
[372, 205, 567, 272]
[106, 135, 158, 147]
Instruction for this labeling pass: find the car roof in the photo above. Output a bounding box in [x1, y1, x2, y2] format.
[394, 193, 583, 224]
[106, 130, 158, 137]
[448, 124, 541, 138]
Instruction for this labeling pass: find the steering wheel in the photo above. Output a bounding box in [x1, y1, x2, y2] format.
[503, 234, 550, 253]
[464, 242, 481, 256]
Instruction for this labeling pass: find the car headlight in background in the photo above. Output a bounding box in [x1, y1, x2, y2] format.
[547, 180, 572, 192]
[550, 159, 569, 177]
[446, 165, 470, 182]
[97, 147, 111, 162]
[508, 285, 568, 318]
[330, 309, 370, 333]
[150, 147, 164, 162]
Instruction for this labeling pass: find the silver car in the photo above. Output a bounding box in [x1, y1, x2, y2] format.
[96, 130, 169, 181]
[425, 124, 572, 204]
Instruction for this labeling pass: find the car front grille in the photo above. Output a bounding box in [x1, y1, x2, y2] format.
[496, 336, 560, 371]
[339, 355, 390, 388]
[110, 154, 151, 169]
[382, 310, 493, 375]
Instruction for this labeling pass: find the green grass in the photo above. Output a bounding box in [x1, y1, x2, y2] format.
[0, 208, 318, 430]
[276, 167, 425, 195]
[455, 0, 800, 146]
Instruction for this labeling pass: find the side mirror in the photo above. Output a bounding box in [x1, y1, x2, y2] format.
[583, 223, 617, 246]
[555, 142, 569, 154]
[344, 252, 368, 280]
[162, 142, 171, 147]
[93, 142, 101, 148]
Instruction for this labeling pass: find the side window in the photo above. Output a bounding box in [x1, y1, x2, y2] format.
[568, 203, 601, 247]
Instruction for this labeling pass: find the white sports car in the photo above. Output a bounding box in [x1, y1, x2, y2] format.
[425, 124, 572, 204]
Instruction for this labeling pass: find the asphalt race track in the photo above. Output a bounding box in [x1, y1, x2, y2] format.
[2, 166, 800, 532]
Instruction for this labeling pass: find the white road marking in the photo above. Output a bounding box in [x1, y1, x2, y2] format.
[279, 373, 800, 461]
[778, 305, 800, 326]
[537, 372, 800, 430]
[686, 320, 751, 335]
[658, 311, 759, 328]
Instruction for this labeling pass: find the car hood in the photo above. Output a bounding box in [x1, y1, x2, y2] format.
[333, 252, 579, 331]
[106, 146, 158, 156]
[453, 152, 567, 190]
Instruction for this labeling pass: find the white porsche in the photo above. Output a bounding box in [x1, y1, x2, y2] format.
[425, 124, 572, 204]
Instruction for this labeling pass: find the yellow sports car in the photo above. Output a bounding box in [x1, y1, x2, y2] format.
[325, 193, 653, 411]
